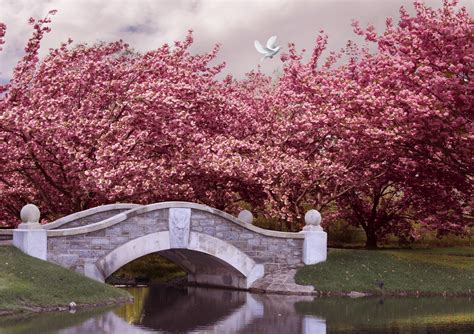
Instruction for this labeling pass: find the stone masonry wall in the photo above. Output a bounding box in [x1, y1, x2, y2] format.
[47, 207, 303, 276]
[48, 210, 169, 274]
[190, 210, 303, 272]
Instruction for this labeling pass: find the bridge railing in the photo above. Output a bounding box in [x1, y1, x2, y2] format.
[5, 202, 327, 265]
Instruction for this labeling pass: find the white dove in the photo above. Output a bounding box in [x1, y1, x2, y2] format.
[254, 36, 281, 61]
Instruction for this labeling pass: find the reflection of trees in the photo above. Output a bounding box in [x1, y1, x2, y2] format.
[295, 297, 474, 330]
[140, 286, 246, 332]
[114, 287, 149, 324]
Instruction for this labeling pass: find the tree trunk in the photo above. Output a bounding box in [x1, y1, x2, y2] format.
[365, 229, 378, 249]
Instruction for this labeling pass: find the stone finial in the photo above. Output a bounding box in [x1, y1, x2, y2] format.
[20, 204, 40, 223]
[303, 209, 322, 231]
[18, 204, 43, 229]
[302, 209, 327, 264]
[238, 210, 254, 224]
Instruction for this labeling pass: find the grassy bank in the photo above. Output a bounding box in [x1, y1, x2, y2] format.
[0, 246, 131, 315]
[295, 247, 474, 296]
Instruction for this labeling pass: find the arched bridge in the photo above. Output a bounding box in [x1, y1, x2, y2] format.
[5, 202, 327, 289]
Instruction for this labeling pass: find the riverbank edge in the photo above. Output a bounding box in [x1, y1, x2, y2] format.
[248, 287, 474, 298]
[109, 280, 474, 299]
[0, 295, 133, 317]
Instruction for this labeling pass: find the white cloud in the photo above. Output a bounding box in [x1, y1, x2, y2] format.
[0, 0, 472, 81]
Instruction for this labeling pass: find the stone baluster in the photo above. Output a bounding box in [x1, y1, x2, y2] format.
[13, 204, 47, 260]
[301, 209, 327, 265]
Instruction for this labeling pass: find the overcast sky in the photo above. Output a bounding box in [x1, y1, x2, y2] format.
[0, 0, 472, 81]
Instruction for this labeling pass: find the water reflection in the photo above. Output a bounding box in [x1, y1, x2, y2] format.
[119, 287, 264, 333]
[0, 286, 473, 333]
[114, 287, 474, 334]
[296, 297, 474, 333]
[0, 306, 116, 334]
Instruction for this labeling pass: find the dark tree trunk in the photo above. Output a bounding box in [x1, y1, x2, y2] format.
[365, 229, 378, 249]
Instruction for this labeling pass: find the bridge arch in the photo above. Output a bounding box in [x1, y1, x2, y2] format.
[87, 231, 264, 289]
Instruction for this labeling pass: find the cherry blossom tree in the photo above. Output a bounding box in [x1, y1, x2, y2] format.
[255, 0, 472, 242]
[0, 12, 266, 226]
[333, 0, 473, 247]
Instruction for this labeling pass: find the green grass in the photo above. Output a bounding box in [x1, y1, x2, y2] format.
[0, 246, 130, 314]
[295, 247, 474, 295]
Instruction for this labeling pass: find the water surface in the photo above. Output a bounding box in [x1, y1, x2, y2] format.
[0, 286, 473, 333]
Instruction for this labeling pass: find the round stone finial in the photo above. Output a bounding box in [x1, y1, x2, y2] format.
[237, 210, 254, 224]
[304, 209, 321, 226]
[20, 204, 41, 224]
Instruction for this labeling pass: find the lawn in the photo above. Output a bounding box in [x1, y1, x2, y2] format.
[295, 247, 474, 295]
[0, 246, 131, 314]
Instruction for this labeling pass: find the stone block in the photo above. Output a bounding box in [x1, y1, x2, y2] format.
[248, 239, 260, 246]
[69, 241, 90, 249]
[86, 229, 106, 237]
[268, 244, 280, 252]
[203, 227, 216, 234]
[216, 224, 231, 232]
[156, 219, 168, 227]
[229, 241, 248, 249]
[264, 263, 282, 272]
[226, 231, 239, 240]
[302, 230, 327, 265]
[111, 236, 130, 244]
[55, 254, 79, 267]
[287, 257, 303, 265]
[198, 220, 215, 226]
[144, 225, 159, 234]
[155, 209, 168, 219]
[253, 255, 275, 263]
[13, 229, 47, 260]
[105, 228, 123, 237]
[190, 210, 209, 219]
[84, 262, 104, 282]
[243, 251, 259, 257]
[91, 238, 110, 245]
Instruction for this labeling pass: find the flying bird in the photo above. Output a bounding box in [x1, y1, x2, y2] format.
[254, 36, 281, 61]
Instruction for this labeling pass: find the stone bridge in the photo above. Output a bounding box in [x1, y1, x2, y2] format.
[4, 202, 327, 289]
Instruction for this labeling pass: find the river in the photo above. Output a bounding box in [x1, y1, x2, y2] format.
[0, 286, 473, 333]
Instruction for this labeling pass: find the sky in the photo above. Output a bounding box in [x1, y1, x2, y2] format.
[0, 0, 473, 82]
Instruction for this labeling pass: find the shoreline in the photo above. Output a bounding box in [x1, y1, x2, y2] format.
[250, 288, 474, 298]
[111, 280, 474, 299]
[0, 296, 133, 317]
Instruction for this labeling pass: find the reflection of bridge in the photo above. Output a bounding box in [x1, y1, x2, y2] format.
[4, 202, 327, 289]
[137, 287, 264, 332]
